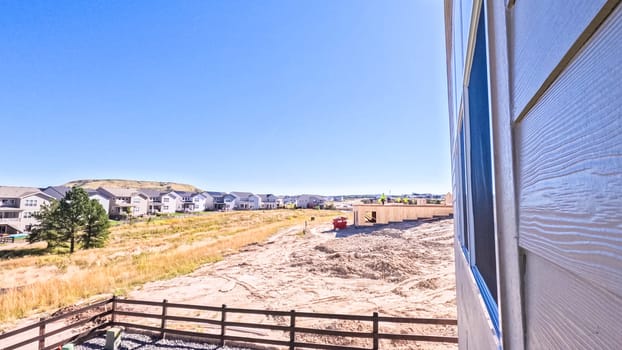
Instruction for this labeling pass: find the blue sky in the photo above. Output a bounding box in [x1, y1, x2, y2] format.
[0, 0, 450, 196]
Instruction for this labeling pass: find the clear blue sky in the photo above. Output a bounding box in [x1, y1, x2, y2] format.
[1, 0, 450, 196]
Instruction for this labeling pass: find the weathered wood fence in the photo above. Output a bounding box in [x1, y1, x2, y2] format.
[0, 236, 15, 244]
[0, 296, 458, 350]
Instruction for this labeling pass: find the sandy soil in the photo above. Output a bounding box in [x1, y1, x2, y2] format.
[0, 219, 457, 350]
[126, 219, 457, 349]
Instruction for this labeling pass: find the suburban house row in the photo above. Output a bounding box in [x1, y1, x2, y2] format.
[0, 185, 327, 234]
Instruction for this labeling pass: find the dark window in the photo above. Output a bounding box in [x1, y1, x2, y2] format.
[455, 3, 499, 336]
[459, 123, 469, 251]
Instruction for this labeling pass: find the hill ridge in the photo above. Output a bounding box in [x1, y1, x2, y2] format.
[63, 179, 202, 192]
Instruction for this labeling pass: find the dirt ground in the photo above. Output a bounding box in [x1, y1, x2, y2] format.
[126, 219, 457, 349]
[0, 218, 457, 350]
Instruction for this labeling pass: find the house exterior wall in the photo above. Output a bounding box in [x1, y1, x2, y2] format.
[203, 194, 215, 210]
[130, 194, 148, 216]
[187, 195, 207, 212]
[0, 192, 51, 233]
[445, 1, 622, 349]
[19, 193, 51, 231]
[224, 195, 236, 211]
[295, 197, 309, 209]
[248, 195, 260, 210]
[160, 193, 179, 214]
[101, 189, 149, 218]
[0, 196, 22, 233]
[260, 201, 277, 209]
[89, 193, 110, 216]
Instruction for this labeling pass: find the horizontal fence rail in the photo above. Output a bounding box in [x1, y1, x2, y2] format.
[0, 296, 458, 350]
[0, 236, 15, 244]
[0, 298, 113, 350]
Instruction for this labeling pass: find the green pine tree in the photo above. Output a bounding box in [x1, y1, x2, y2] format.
[29, 201, 65, 251]
[29, 187, 111, 253]
[81, 199, 110, 249]
[59, 187, 90, 253]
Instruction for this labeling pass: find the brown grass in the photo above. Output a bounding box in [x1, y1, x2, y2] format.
[0, 209, 343, 324]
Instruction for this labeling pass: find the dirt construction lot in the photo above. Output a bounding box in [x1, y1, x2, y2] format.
[126, 219, 457, 349]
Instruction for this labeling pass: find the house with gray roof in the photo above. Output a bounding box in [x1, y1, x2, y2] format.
[174, 191, 196, 212]
[223, 193, 236, 211]
[138, 189, 182, 214]
[203, 191, 227, 211]
[257, 194, 278, 209]
[230, 192, 260, 210]
[97, 187, 149, 218]
[0, 186, 54, 234]
[140, 189, 165, 214]
[41, 186, 71, 200]
[296, 195, 326, 209]
[42, 186, 109, 215]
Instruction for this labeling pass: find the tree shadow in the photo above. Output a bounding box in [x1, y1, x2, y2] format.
[0, 245, 50, 259]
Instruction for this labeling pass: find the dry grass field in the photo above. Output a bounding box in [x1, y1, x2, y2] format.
[0, 209, 342, 325]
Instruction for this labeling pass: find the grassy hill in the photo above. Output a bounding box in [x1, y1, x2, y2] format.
[64, 179, 202, 192]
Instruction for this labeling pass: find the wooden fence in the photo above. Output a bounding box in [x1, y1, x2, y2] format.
[0, 296, 458, 350]
[0, 236, 15, 244]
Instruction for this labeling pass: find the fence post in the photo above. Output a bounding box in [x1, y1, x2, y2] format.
[38, 317, 45, 350]
[160, 299, 168, 339]
[372, 312, 379, 350]
[220, 304, 227, 347]
[111, 295, 117, 325]
[289, 310, 296, 350]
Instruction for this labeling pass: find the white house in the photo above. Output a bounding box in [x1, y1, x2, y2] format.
[86, 189, 110, 216]
[160, 191, 181, 214]
[258, 194, 278, 209]
[203, 191, 227, 211]
[97, 187, 149, 218]
[223, 193, 236, 211]
[0, 186, 54, 234]
[186, 193, 209, 212]
[295, 195, 326, 209]
[230, 192, 260, 210]
[282, 196, 297, 207]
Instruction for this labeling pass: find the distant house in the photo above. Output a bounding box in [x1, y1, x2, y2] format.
[160, 191, 181, 214]
[140, 188, 164, 214]
[223, 193, 237, 211]
[86, 189, 110, 215]
[174, 191, 198, 212]
[276, 196, 285, 208]
[140, 189, 182, 214]
[187, 193, 209, 212]
[296, 195, 326, 209]
[0, 186, 54, 234]
[257, 194, 278, 209]
[204, 191, 227, 211]
[97, 187, 149, 218]
[230, 192, 260, 210]
[282, 196, 297, 207]
[41, 185, 109, 215]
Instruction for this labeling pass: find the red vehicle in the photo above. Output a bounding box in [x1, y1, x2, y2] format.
[332, 217, 347, 230]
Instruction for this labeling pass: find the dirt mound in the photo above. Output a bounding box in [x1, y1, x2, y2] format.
[304, 227, 450, 282]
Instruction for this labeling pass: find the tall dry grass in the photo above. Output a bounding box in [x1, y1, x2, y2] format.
[0, 209, 343, 324]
